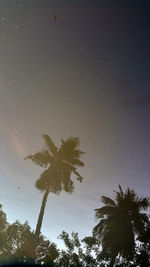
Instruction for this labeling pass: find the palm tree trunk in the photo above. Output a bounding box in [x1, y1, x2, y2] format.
[35, 187, 49, 237]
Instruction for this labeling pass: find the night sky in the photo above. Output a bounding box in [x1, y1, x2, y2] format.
[0, 0, 150, 248]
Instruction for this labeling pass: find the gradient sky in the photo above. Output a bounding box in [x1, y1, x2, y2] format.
[0, 0, 150, 248]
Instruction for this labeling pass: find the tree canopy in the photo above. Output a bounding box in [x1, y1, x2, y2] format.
[93, 185, 150, 266]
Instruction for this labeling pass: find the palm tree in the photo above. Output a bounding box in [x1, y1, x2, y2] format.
[25, 135, 84, 238]
[93, 185, 149, 266]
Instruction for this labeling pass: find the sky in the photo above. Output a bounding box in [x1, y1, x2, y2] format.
[0, 0, 150, 249]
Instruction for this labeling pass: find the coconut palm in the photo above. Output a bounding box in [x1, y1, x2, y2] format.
[93, 185, 149, 266]
[25, 135, 84, 238]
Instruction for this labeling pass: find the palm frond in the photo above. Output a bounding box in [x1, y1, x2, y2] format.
[61, 137, 80, 150]
[62, 161, 83, 183]
[59, 137, 85, 161]
[35, 167, 63, 194]
[95, 206, 115, 219]
[93, 219, 106, 236]
[101, 196, 116, 207]
[62, 177, 74, 194]
[43, 134, 57, 156]
[118, 184, 123, 197]
[71, 159, 84, 167]
[35, 169, 51, 191]
[138, 197, 150, 210]
[25, 150, 52, 167]
[73, 149, 85, 158]
[115, 191, 124, 205]
[73, 169, 83, 182]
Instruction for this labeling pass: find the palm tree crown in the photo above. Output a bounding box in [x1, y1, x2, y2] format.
[25, 135, 84, 237]
[93, 185, 149, 264]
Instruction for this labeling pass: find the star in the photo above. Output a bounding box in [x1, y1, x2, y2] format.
[14, 25, 19, 30]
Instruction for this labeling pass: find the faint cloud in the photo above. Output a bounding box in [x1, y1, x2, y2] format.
[10, 135, 27, 158]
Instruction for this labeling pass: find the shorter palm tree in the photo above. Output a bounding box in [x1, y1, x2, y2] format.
[93, 185, 149, 266]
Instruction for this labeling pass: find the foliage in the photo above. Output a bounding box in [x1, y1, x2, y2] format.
[25, 135, 84, 237]
[56, 231, 102, 267]
[25, 135, 84, 195]
[93, 185, 150, 266]
[0, 184, 150, 266]
[0, 207, 58, 265]
[134, 222, 150, 266]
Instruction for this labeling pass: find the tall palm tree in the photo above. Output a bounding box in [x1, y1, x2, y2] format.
[93, 185, 149, 266]
[25, 135, 84, 238]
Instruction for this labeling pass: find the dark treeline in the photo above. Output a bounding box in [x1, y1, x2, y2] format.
[0, 186, 150, 267]
[0, 185, 150, 266]
[1, 135, 150, 266]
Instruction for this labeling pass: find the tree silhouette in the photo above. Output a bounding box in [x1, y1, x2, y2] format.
[5, 221, 35, 263]
[134, 221, 150, 266]
[93, 185, 149, 266]
[25, 135, 84, 238]
[0, 219, 58, 265]
[0, 204, 8, 262]
[57, 231, 98, 267]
